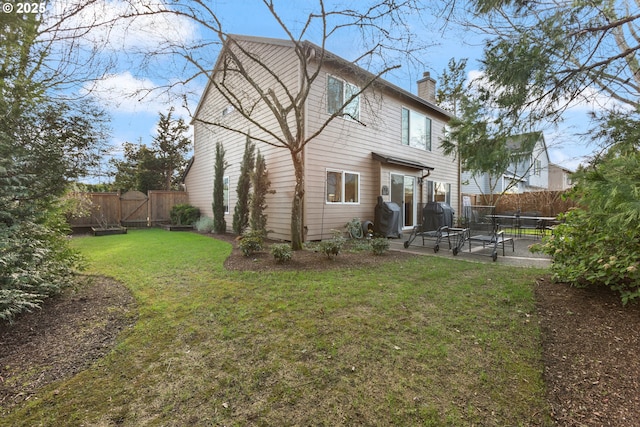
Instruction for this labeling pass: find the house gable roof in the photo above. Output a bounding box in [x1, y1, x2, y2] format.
[506, 131, 550, 161]
[192, 34, 453, 122]
[548, 162, 574, 174]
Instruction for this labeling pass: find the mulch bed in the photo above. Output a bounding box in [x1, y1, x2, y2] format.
[534, 278, 640, 425]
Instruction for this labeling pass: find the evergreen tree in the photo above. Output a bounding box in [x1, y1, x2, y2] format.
[250, 150, 275, 234]
[111, 109, 190, 193]
[111, 142, 164, 193]
[1, 12, 107, 322]
[436, 58, 468, 117]
[232, 135, 255, 234]
[154, 108, 191, 190]
[212, 142, 228, 234]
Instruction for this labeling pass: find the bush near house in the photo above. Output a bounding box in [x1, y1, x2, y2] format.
[169, 204, 200, 225]
[532, 115, 640, 303]
[370, 237, 390, 255]
[239, 229, 265, 257]
[317, 231, 346, 260]
[270, 243, 292, 263]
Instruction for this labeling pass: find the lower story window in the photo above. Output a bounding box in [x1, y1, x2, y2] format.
[427, 181, 451, 205]
[223, 176, 230, 214]
[326, 170, 360, 203]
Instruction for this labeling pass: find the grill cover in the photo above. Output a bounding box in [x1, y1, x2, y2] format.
[422, 202, 455, 230]
[374, 196, 402, 238]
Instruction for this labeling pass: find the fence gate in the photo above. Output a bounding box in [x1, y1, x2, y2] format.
[120, 190, 149, 227]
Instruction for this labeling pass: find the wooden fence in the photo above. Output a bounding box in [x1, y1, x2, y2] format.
[463, 190, 577, 216]
[68, 190, 189, 229]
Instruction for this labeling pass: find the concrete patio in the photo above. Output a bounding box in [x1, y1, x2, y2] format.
[389, 233, 551, 268]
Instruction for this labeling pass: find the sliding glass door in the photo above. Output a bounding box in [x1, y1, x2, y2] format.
[390, 174, 416, 228]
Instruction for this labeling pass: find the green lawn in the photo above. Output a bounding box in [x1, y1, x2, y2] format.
[3, 229, 552, 426]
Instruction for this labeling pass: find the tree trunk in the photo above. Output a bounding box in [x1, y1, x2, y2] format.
[290, 149, 305, 250]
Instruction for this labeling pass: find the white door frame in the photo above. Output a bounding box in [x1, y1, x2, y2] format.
[390, 174, 417, 228]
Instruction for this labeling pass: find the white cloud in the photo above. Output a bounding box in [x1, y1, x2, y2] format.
[467, 69, 484, 83]
[562, 86, 628, 114]
[82, 71, 193, 119]
[47, 0, 197, 52]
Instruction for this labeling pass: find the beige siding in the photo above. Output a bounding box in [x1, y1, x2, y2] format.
[187, 36, 458, 242]
[186, 38, 300, 240]
[303, 66, 458, 240]
[184, 123, 215, 218]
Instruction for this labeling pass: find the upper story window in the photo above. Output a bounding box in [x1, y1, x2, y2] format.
[221, 104, 235, 117]
[327, 75, 360, 121]
[532, 159, 542, 176]
[402, 107, 432, 151]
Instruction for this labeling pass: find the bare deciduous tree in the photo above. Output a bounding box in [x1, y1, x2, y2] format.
[118, 0, 430, 249]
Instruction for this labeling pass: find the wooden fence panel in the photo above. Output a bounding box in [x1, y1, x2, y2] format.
[148, 191, 189, 225]
[68, 191, 189, 229]
[68, 192, 120, 227]
[462, 191, 577, 217]
[120, 190, 149, 227]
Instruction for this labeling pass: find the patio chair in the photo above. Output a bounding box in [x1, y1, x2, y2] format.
[496, 211, 518, 238]
[517, 212, 543, 238]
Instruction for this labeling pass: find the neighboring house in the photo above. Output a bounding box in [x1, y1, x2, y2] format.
[548, 163, 574, 191]
[183, 35, 457, 242]
[461, 132, 550, 196]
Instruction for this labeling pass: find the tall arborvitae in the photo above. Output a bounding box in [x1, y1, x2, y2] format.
[250, 150, 275, 234]
[232, 135, 255, 234]
[212, 142, 228, 234]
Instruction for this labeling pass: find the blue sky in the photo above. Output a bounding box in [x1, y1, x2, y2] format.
[59, 0, 597, 182]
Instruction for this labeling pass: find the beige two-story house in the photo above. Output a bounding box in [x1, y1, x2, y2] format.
[183, 35, 457, 242]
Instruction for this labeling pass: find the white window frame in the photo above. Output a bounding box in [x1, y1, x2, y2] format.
[427, 180, 451, 205]
[327, 75, 360, 121]
[221, 104, 234, 117]
[401, 107, 432, 151]
[326, 169, 360, 204]
[533, 159, 542, 176]
[223, 176, 230, 214]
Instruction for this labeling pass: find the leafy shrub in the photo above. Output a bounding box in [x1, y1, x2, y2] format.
[1, 210, 82, 322]
[349, 239, 373, 252]
[318, 231, 345, 260]
[250, 151, 275, 234]
[370, 237, 390, 255]
[270, 243, 292, 263]
[239, 229, 265, 257]
[170, 204, 200, 225]
[531, 119, 640, 304]
[532, 207, 640, 303]
[194, 216, 214, 232]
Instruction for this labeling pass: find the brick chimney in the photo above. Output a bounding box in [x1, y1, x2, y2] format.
[417, 71, 436, 103]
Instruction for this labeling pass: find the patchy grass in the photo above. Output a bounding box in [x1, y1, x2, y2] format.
[3, 229, 551, 426]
